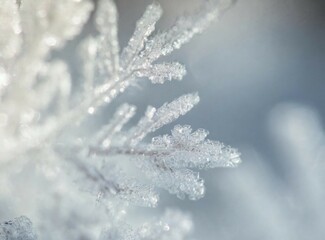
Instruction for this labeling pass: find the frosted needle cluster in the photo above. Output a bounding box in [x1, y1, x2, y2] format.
[0, 0, 240, 239]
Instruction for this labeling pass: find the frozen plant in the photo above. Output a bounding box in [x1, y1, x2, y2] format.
[0, 0, 240, 239]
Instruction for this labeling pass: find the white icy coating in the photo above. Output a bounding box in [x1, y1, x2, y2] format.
[121, 2, 162, 70]
[138, 1, 220, 65]
[125, 93, 200, 147]
[150, 125, 241, 169]
[136, 62, 186, 84]
[139, 161, 206, 200]
[88, 94, 240, 201]
[0, 0, 238, 239]
[135, 125, 241, 200]
[72, 158, 159, 208]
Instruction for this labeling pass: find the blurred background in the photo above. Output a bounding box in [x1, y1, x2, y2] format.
[84, 0, 325, 239]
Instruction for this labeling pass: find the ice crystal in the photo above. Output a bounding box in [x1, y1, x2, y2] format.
[88, 94, 240, 202]
[74, 160, 159, 208]
[0, 0, 239, 239]
[125, 93, 200, 147]
[150, 125, 241, 169]
[136, 62, 186, 84]
[135, 125, 241, 200]
[120, 2, 162, 70]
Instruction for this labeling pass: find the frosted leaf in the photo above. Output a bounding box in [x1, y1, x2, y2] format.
[0, 0, 239, 238]
[0, 216, 37, 240]
[97, 163, 159, 207]
[135, 62, 186, 84]
[117, 124, 241, 200]
[66, 156, 121, 196]
[126, 93, 200, 146]
[139, 158, 205, 200]
[20, 0, 93, 49]
[91, 0, 219, 101]
[91, 104, 136, 148]
[149, 124, 242, 169]
[89, 2, 162, 108]
[121, 2, 162, 69]
[0, 0, 21, 60]
[150, 93, 200, 128]
[72, 157, 159, 208]
[114, 179, 159, 208]
[95, 0, 119, 78]
[139, 2, 219, 64]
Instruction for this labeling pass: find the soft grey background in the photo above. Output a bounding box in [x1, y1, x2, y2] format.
[80, 0, 325, 239]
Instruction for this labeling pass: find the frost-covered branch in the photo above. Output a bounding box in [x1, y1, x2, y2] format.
[0, 0, 240, 239]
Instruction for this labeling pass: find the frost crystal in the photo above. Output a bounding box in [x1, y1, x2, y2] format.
[125, 93, 200, 147]
[136, 62, 186, 84]
[139, 1, 220, 64]
[121, 2, 162, 70]
[0, 0, 239, 239]
[74, 160, 159, 208]
[135, 125, 240, 200]
[150, 125, 241, 169]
